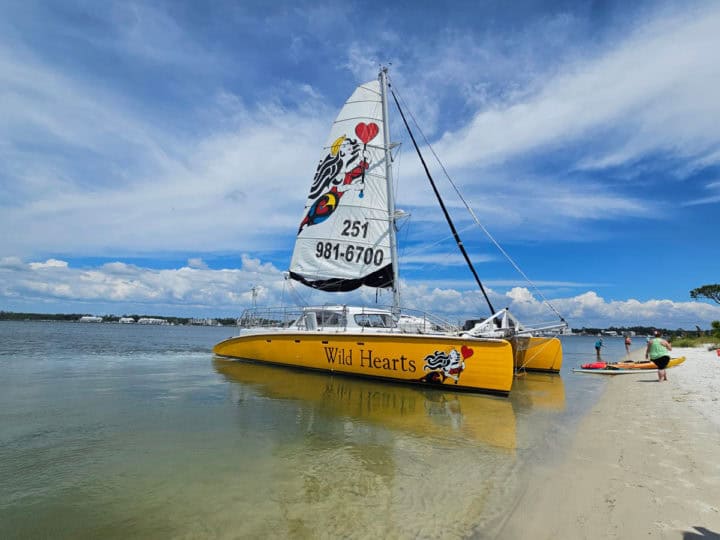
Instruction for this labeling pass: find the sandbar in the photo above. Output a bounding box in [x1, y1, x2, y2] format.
[496, 345, 720, 539]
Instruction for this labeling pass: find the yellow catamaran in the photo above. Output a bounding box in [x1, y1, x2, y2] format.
[214, 68, 567, 394]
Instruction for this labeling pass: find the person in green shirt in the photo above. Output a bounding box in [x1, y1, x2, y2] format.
[645, 330, 672, 382]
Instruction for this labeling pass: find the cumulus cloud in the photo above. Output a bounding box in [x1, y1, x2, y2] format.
[28, 259, 69, 269]
[0, 256, 286, 311]
[187, 258, 208, 269]
[3, 258, 719, 329]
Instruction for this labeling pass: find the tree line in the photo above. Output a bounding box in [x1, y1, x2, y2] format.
[0, 311, 237, 326]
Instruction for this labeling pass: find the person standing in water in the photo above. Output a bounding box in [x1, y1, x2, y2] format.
[624, 334, 632, 358]
[646, 330, 672, 381]
[595, 338, 604, 360]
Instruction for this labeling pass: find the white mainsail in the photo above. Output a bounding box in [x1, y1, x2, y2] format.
[289, 80, 393, 292]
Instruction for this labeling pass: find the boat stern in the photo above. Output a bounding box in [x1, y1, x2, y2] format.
[511, 336, 563, 373]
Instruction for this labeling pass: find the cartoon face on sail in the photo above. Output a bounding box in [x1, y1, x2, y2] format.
[298, 124, 378, 234]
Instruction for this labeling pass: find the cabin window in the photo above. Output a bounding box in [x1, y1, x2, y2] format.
[354, 313, 393, 328]
[311, 310, 346, 327]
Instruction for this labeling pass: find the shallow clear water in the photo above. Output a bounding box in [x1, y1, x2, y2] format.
[0, 322, 627, 539]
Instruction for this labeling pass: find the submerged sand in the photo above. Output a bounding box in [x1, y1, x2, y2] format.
[496, 345, 720, 539]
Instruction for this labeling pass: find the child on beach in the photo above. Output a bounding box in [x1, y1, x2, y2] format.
[646, 330, 672, 382]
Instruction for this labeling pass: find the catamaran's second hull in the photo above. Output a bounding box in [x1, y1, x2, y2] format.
[510, 336, 563, 373]
[213, 332, 515, 395]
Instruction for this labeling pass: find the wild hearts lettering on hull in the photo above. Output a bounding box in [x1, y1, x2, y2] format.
[298, 122, 379, 234]
[322, 344, 476, 385]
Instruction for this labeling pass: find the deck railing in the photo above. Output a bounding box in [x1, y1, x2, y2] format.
[236, 305, 459, 334]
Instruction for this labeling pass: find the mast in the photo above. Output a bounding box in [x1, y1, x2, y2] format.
[380, 67, 401, 310]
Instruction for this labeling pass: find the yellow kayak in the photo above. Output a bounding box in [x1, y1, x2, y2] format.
[613, 357, 685, 370]
[573, 356, 686, 375]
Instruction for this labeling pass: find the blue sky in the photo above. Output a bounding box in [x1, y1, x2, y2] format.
[1, 0, 719, 329]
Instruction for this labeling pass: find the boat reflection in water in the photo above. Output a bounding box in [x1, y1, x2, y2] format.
[511, 371, 566, 411]
[214, 359, 565, 451]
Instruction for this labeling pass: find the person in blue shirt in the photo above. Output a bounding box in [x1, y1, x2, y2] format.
[595, 338, 604, 360]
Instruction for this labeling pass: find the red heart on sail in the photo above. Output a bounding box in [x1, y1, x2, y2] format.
[355, 122, 379, 144]
[461, 345, 474, 359]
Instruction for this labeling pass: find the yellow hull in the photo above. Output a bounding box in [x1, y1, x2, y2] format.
[214, 358, 518, 449]
[510, 336, 563, 373]
[213, 332, 514, 395]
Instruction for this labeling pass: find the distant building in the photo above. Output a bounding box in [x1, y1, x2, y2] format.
[137, 317, 167, 325]
[118, 317, 135, 324]
[78, 316, 103, 323]
[190, 318, 218, 326]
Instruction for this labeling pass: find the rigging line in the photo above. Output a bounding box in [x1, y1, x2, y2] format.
[391, 87, 566, 324]
[285, 276, 310, 308]
[397, 226, 488, 295]
[392, 143, 402, 219]
[390, 88, 495, 315]
[398, 222, 479, 260]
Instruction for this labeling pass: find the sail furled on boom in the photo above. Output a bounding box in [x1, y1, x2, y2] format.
[289, 80, 394, 292]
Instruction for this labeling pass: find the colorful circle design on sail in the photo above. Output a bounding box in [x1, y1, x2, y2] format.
[306, 191, 338, 227]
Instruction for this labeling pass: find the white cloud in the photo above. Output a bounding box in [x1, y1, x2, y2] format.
[0, 256, 286, 310]
[0, 257, 26, 270]
[550, 290, 720, 329]
[682, 178, 720, 206]
[187, 258, 208, 269]
[28, 259, 69, 269]
[108, 3, 221, 69]
[0, 39, 330, 257]
[3, 259, 719, 329]
[8, 3, 717, 259]
[431, 5, 720, 173]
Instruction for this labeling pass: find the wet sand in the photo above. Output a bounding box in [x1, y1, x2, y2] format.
[496, 345, 720, 539]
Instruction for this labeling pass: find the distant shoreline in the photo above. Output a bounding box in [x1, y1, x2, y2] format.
[1, 311, 711, 336]
[0, 312, 236, 326]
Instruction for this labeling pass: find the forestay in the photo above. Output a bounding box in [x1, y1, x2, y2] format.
[289, 80, 393, 292]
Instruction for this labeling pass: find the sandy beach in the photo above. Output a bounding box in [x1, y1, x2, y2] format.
[496, 345, 720, 539]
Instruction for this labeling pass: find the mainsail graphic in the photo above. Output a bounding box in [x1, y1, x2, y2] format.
[289, 80, 393, 292]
